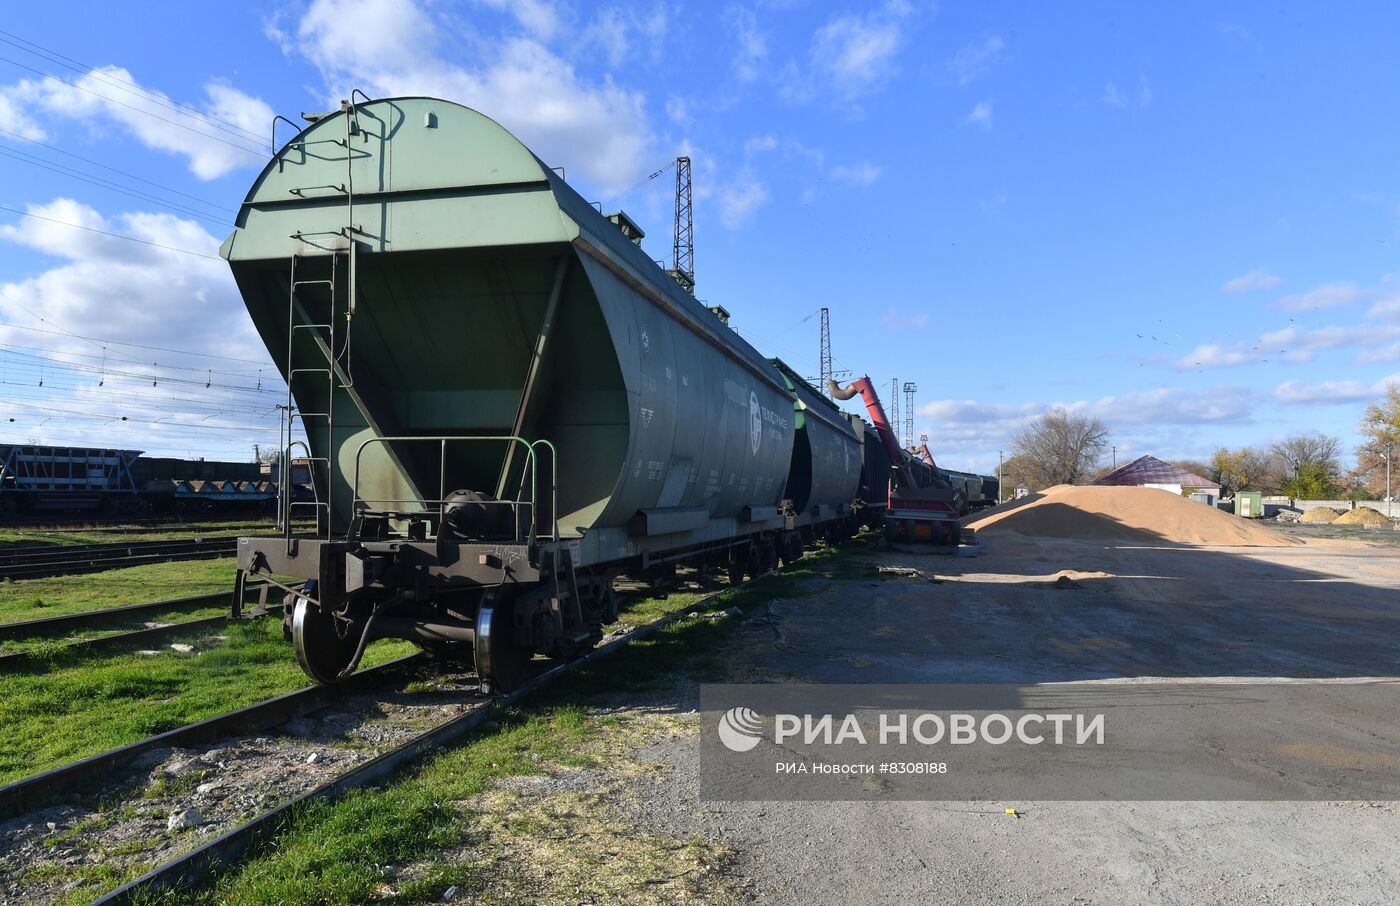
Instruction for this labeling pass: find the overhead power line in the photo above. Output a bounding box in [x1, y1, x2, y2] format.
[0, 204, 222, 260]
[0, 145, 230, 226]
[605, 160, 677, 206]
[0, 29, 268, 146]
[0, 54, 265, 158]
[0, 127, 231, 213]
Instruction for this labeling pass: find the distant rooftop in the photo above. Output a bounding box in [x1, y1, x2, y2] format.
[1096, 454, 1219, 490]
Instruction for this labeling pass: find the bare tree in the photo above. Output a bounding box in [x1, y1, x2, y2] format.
[1011, 409, 1109, 488]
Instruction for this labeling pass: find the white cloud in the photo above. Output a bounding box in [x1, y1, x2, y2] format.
[718, 176, 768, 228]
[1221, 269, 1283, 293]
[1358, 343, 1400, 364]
[727, 7, 769, 83]
[921, 386, 1254, 431]
[744, 134, 778, 155]
[964, 101, 992, 128]
[578, 4, 670, 68]
[980, 187, 1008, 213]
[1278, 280, 1362, 311]
[1083, 386, 1253, 424]
[919, 399, 1044, 425]
[0, 81, 46, 141]
[665, 95, 692, 126]
[880, 307, 928, 331]
[948, 35, 1005, 85]
[1102, 76, 1151, 111]
[1274, 374, 1400, 405]
[475, 0, 562, 42]
[0, 67, 270, 180]
[1178, 322, 1400, 369]
[806, 0, 914, 101]
[295, 0, 653, 194]
[829, 161, 881, 187]
[0, 198, 267, 364]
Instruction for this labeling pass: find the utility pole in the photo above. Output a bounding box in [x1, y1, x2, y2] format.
[998, 450, 1004, 501]
[1386, 446, 1392, 519]
[903, 382, 917, 450]
[1112, 445, 1117, 469]
[889, 378, 899, 449]
[819, 307, 833, 397]
[671, 156, 694, 293]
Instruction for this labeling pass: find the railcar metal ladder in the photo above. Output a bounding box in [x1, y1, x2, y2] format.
[283, 252, 343, 543]
[277, 97, 371, 546]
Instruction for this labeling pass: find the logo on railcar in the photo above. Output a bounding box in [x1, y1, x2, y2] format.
[749, 391, 762, 454]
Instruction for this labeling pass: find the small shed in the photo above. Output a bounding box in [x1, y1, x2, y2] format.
[1095, 455, 1220, 497]
[1235, 491, 1264, 519]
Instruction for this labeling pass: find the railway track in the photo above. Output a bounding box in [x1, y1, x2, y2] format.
[0, 581, 301, 668]
[0, 537, 239, 581]
[0, 572, 759, 904]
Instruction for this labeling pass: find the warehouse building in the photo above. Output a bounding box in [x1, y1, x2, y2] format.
[1095, 455, 1219, 496]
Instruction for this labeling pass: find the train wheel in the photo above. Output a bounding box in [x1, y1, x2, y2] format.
[474, 592, 533, 694]
[292, 594, 364, 684]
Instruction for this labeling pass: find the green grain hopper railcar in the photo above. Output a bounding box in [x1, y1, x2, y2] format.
[223, 98, 858, 690]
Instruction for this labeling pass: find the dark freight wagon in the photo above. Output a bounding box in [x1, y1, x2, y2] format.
[0, 444, 279, 516]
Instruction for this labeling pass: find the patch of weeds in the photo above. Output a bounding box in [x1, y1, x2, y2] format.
[144, 768, 211, 799]
[0, 619, 413, 783]
[0, 559, 241, 625]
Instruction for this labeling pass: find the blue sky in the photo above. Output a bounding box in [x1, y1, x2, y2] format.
[0, 1, 1397, 471]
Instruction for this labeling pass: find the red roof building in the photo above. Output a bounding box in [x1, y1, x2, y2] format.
[1095, 455, 1219, 495]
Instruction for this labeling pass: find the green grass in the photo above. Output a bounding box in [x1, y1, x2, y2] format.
[0, 618, 413, 784]
[0, 520, 291, 550]
[0, 604, 229, 656]
[143, 540, 868, 906]
[0, 559, 241, 625]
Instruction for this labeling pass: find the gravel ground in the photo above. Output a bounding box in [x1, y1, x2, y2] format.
[607, 534, 1400, 904]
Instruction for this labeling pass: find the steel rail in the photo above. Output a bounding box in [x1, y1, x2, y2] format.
[91, 575, 755, 905]
[0, 537, 239, 562]
[0, 539, 238, 580]
[0, 614, 244, 669]
[0, 653, 424, 821]
[0, 590, 231, 642]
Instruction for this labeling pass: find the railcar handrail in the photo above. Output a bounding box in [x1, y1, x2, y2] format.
[350, 436, 558, 545]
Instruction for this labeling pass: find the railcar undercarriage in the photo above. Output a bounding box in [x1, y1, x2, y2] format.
[233, 517, 834, 692]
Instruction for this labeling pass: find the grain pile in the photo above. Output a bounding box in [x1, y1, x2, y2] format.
[964, 485, 1293, 546]
[1333, 506, 1393, 526]
[1300, 506, 1342, 524]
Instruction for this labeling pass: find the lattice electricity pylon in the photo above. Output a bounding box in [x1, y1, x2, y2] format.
[672, 156, 693, 291]
[903, 381, 917, 450]
[819, 307, 833, 396]
[889, 378, 900, 446]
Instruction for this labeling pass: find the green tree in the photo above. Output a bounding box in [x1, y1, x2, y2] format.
[1281, 460, 1342, 499]
[1272, 434, 1342, 499]
[1209, 446, 1276, 495]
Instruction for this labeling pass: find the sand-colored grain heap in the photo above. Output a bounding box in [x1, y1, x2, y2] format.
[1300, 506, 1342, 524]
[963, 485, 1293, 546]
[1333, 506, 1393, 526]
